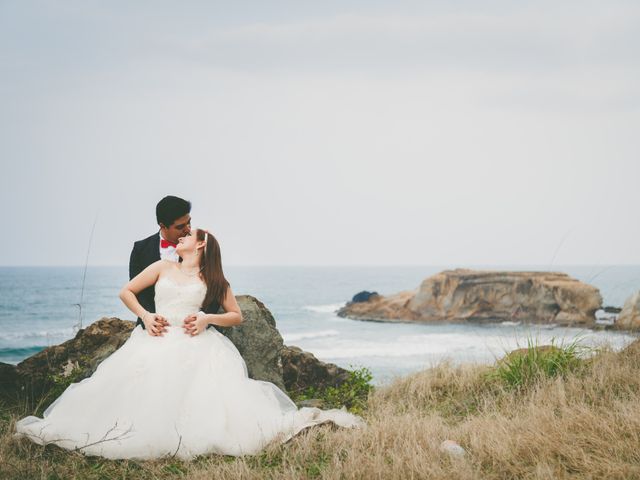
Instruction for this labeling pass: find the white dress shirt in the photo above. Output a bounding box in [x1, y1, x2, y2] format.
[159, 234, 179, 262]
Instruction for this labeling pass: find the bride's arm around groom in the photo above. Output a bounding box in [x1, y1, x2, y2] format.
[183, 283, 243, 336]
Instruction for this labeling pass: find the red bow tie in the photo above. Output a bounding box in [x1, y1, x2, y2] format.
[161, 239, 177, 249]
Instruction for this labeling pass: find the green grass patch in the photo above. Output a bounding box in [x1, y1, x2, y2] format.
[489, 335, 591, 390]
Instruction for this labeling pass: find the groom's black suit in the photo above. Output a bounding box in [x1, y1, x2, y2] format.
[128, 232, 224, 333]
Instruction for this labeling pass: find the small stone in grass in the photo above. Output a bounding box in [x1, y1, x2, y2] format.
[440, 439, 466, 456]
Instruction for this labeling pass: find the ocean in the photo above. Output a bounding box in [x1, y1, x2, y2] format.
[1, 265, 638, 386]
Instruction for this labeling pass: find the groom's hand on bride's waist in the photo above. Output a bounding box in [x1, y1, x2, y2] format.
[182, 313, 207, 337]
[141, 313, 169, 337]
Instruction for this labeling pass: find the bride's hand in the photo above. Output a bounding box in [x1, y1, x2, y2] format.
[142, 313, 169, 337]
[182, 313, 207, 336]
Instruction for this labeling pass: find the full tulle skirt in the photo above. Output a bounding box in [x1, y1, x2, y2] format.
[14, 325, 365, 460]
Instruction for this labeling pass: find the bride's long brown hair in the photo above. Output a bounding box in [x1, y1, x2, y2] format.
[195, 229, 230, 310]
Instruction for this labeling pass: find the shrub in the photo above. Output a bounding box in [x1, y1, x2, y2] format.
[291, 366, 374, 415]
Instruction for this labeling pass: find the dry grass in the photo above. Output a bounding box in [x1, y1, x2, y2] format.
[2, 339, 640, 479]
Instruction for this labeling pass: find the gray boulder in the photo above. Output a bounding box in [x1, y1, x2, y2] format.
[281, 345, 351, 394]
[223, 295, 287, 390]
[351, 291, 380, 303]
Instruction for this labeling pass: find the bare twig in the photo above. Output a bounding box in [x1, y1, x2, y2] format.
[587, 265, 613, 284]
[73, 210, 99, 333]
[73, 422, 135, 451]
[16, 420, 134, 453]
[548, 227, 574, 269]
[170, 424, 183, 458]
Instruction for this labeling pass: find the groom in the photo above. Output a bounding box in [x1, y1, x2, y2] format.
[128, 195, 224, 334]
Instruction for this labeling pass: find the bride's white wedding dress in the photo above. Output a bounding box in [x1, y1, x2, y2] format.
[14, 277, 366, 460]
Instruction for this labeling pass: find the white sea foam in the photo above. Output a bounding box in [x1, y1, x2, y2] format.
[307, 330, 637, 360]
[283, 329, 340, 342]
[303, 303, 345, 313]
[0, 327, 75, 341]
[310, 334, 489, 359]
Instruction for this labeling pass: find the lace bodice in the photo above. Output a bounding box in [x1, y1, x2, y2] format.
[154, 277, 207, 326]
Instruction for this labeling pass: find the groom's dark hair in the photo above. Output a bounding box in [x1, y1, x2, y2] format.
[156, 196, 191, 227]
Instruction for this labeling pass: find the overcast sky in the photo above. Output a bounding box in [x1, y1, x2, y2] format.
[1, 1, 638, 266]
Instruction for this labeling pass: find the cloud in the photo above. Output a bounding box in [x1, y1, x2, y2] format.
[174, 6, 640, 74]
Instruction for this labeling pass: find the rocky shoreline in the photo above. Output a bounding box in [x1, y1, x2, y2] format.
[0, 295, 351, 407]
[3, 270, 638, 407]
[337, 268, 640, 331]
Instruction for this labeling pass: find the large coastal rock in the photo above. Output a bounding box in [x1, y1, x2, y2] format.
[0, 295, 351, 406]
[221, 295, 287, 389]
[615, 291, 640, 330]
[338, 269, 603, 327]
[3, 317, 134, 403]
[281, 345, 351, 394]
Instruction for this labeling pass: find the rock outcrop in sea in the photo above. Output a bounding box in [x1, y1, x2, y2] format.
[338, 269, 603, 327]
[0, 295, 350, 405]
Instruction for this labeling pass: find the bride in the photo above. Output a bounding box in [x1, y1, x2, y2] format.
[14, 228, 366, 460]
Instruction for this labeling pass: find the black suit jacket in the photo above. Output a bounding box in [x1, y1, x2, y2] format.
[128, 232, 224, 333]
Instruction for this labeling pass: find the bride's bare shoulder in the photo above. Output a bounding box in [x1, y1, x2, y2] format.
[158, 260, 183, 281]
[148, 259, 177, 274]
[157, 259, 178, 271]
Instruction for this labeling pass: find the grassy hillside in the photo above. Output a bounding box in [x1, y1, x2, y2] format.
[2, 338, 640, 479]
